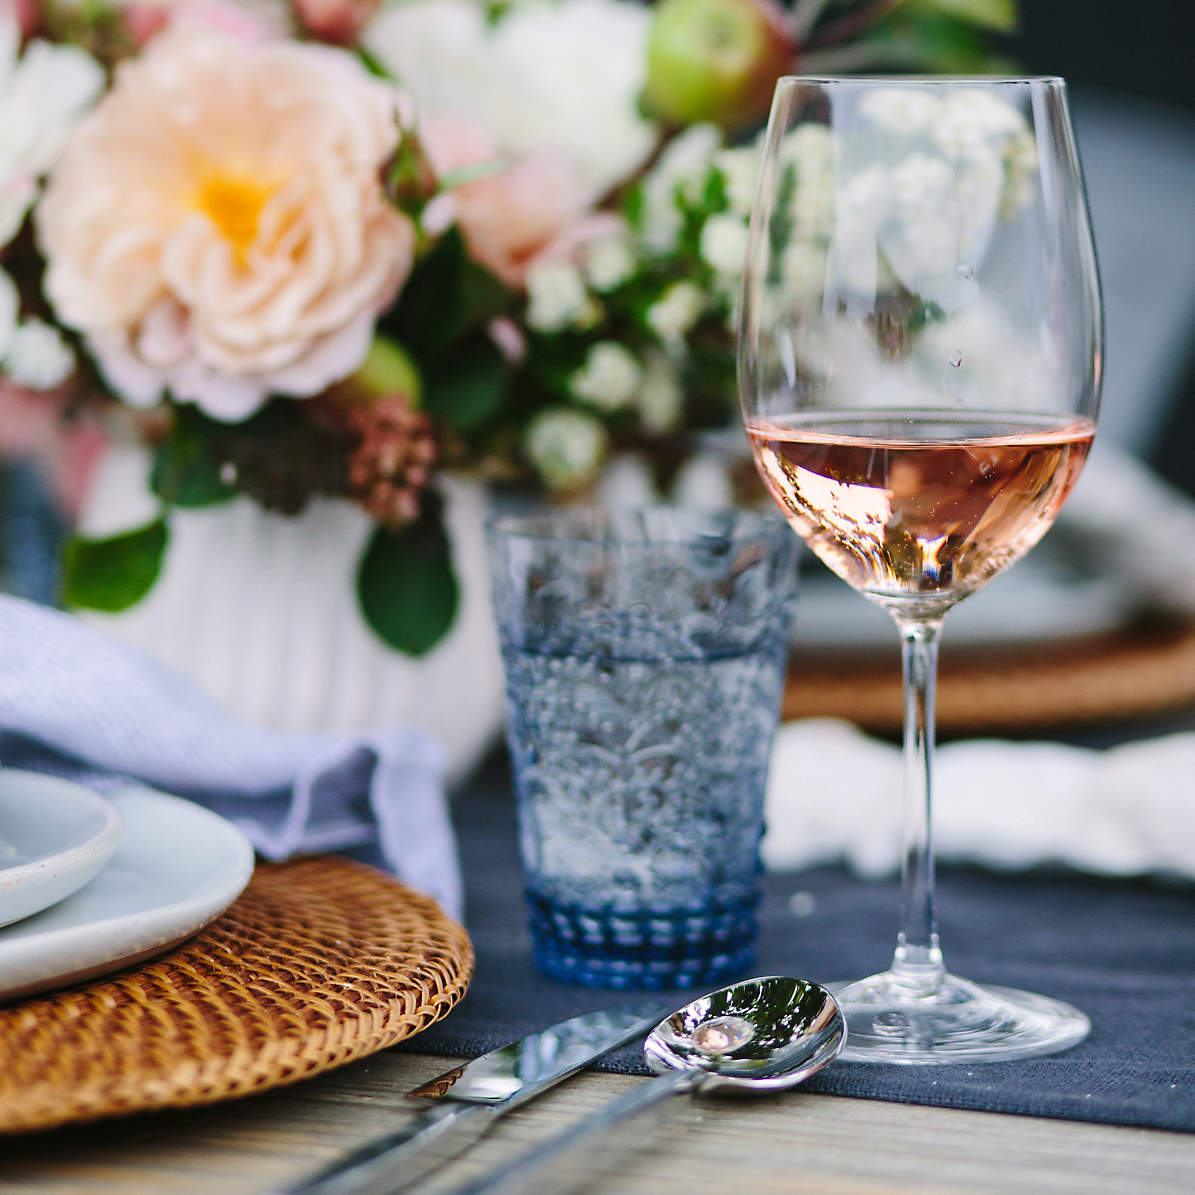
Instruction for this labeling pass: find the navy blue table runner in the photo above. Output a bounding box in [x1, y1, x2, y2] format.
[403, 760, 1195, 1132]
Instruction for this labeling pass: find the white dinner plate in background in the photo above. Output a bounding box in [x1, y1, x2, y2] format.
[0, 772, 123, 929]
[0, 787, 254, 1001]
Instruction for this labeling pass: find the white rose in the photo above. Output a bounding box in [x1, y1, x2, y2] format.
[0, 19, 103, 249]
[364, 0, 656, 204]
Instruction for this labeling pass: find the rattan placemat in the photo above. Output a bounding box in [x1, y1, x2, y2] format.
[0, 856, 472, 1134]
[783, 617, 1195, 734]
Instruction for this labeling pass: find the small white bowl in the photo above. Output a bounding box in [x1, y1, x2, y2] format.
[0, 772, 123, 928]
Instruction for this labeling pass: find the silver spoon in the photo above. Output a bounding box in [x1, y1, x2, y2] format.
[452, 975, 845, 1195]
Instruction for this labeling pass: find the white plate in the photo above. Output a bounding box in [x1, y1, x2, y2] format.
[0, 786, 254, 1001]
[0, 772, 124, 929]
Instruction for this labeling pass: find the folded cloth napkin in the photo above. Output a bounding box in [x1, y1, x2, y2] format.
[0, 595, 460, 917]
[764, 718, 1195, 882]
[1064, 445, 1195, 620]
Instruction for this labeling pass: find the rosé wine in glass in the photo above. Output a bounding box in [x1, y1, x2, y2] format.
[746, 410, 1095, 615]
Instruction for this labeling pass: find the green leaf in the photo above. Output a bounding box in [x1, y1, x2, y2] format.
[864, 11, 999, 73]
[911, 0, 1018, 34]
[150, 407, 236, 508]
[356, 491, 459, 657]
[423, 337, 510, 433]
[61, 518, 169, 613]
[387, 229, 511, 364]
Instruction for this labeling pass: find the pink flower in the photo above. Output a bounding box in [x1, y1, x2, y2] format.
[125, 2, 287, 47]
[13, 0, 40, 38]
[121, 5, 172, 46]
[0, 381, 107, 516]
[37, 29, 415, 423]
[292, 0, 382, 44]
[422, 115, 591, 289]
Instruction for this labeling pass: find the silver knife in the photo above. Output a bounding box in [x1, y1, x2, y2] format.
[284, 1001, 666, 1195]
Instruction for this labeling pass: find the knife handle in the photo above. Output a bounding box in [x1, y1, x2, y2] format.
[452, 1068, 703, 1195]
[285, 1100, 496, 1195]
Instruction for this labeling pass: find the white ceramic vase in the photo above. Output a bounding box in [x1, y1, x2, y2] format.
[78, 445, 505, 785]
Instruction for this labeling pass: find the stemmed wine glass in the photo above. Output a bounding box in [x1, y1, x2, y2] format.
[739, 77, 1102, 1063]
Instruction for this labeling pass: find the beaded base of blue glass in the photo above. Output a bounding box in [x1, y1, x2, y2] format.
[526, 888, 760, 990]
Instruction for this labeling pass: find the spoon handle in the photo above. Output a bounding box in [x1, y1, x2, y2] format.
[451, 1067, 704, 1195]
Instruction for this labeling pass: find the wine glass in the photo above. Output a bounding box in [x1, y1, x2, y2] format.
[739, 77, 1102, 1063]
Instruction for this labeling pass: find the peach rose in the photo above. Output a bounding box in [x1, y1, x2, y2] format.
[37, 28, 415, 422]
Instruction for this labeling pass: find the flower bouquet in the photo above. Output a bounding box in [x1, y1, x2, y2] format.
[1, 0, 1016, 750]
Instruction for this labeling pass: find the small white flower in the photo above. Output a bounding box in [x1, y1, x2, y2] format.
[569, 341, 641, 413]
[4, 318, 75, 389]
[0, 267, 17, 359]
[791, 175, 836, 242]
[647, 281, 705, 345]
[891, 153, 954, 218]
[636, 350, 683, 433]
[780, 124, 835, 176]
[713, 145, 760, 214]
[639, 123, 722, 251]
[859, 89, 942, 135]
[582, 235, 636, 293]
[525, 260, 590, 332]
[524, 407, 608, 490]
[671, 452, 733, 510]
[999, 127, 1040, 218]
[932, 92, 1025, 162]
[700, 213, 749, 277]
[780, 241, 828, 304]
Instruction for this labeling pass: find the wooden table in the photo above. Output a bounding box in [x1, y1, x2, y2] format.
[2, 1050, 1193, 1195]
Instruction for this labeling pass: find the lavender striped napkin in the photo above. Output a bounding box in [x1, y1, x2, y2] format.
[0, 595, 461, 917]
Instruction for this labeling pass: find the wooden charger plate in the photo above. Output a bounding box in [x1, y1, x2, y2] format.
[0, 857, 473, 1134]
[783, 617, 1195, 735]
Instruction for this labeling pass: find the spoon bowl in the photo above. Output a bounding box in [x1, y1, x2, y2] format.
[646, 975, 847, 1092]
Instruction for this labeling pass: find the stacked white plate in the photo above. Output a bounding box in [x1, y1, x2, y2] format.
[0, 773, 254, 1001]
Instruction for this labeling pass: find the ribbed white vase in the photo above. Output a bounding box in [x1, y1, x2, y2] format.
[78, 445, 504, 785]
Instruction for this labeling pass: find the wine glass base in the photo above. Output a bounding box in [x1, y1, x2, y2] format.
[828, 971, 1090, 1064]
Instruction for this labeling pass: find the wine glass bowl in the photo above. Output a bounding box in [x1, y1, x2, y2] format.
[739, 77, 1102, 1063]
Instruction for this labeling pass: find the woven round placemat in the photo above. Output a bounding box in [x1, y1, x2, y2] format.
[0, 856, 472, 1134]
[783, 617, 1195, 734]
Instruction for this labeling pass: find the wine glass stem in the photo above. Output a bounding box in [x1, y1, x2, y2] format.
[892, 616, 946, 990]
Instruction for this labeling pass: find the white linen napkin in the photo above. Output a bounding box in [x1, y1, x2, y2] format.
[0, 595, 461, 916]
[764, 718, 1195, 881]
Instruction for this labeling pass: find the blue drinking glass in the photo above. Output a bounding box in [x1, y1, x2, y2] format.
[487, 507, 797, 989]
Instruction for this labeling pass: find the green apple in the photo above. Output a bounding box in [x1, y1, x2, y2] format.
[335, 335, 422, 407]
[645, 0, 796, 131]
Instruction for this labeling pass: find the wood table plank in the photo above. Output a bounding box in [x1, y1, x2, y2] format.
[1, 1051, 1192, 1195]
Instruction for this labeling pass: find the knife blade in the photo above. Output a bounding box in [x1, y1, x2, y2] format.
[284, 1000, 667, 1195]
